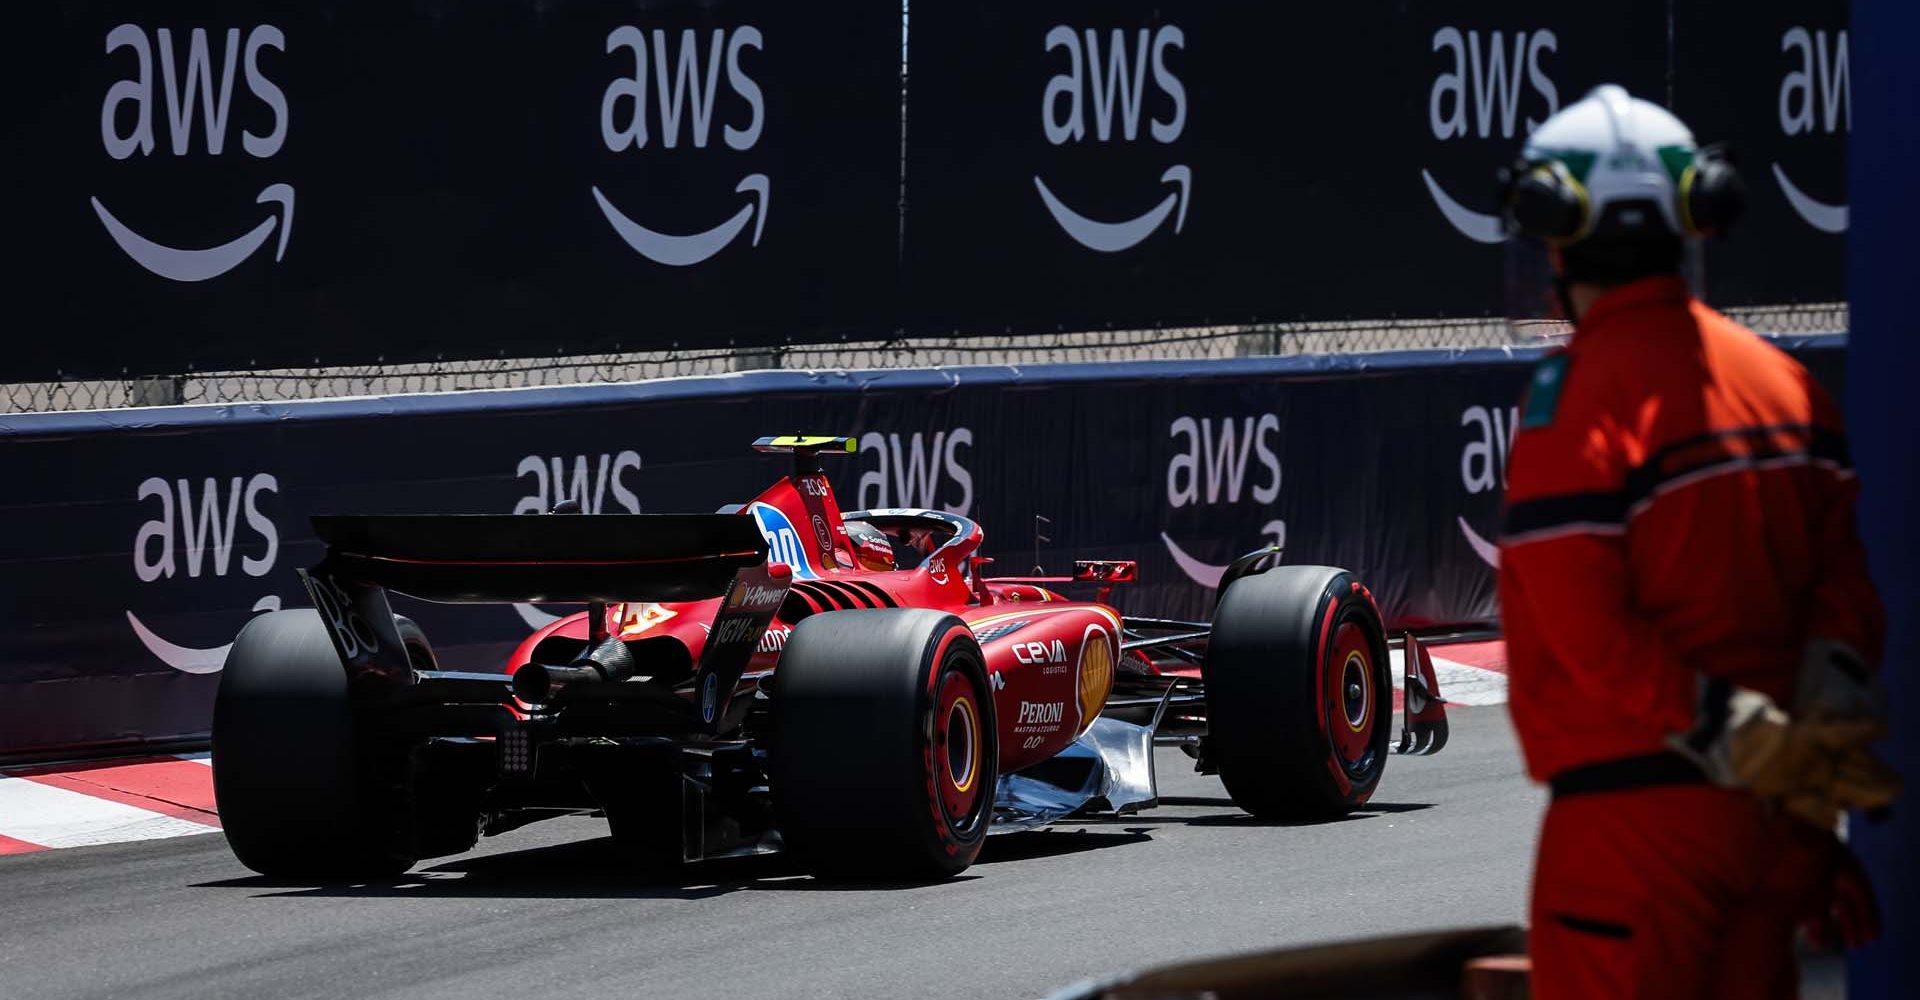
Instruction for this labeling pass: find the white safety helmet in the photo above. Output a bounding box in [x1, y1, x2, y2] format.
[1503, 84, 1744, 248]
[1501, 84, 1745, 315]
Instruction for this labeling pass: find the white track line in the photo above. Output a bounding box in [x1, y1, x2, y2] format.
[1389, 649, 1509, 707]
[174, 753, 214, 767]
[0, 775, 218, 849]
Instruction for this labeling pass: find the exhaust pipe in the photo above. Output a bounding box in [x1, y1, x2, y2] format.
[512, 635, 636, 704]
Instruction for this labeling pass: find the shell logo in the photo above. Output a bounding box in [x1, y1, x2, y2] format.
[1075, 624, 1116, 735]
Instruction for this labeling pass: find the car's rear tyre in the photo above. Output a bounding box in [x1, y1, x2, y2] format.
[212, 609, 416, 880]
[1204, 566, 1391, 820]
[771, 609, 997, 880]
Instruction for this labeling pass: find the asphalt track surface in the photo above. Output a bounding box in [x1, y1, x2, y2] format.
[0, 707, 1544, 1000]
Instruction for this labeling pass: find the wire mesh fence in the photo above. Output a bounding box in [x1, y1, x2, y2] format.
[2, 303, 1843, 413]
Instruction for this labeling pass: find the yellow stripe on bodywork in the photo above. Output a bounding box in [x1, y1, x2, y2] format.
[966, 604, 1123, 635]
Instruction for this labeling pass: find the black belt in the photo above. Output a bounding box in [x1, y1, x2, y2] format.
[1549, 752, 1708, 799]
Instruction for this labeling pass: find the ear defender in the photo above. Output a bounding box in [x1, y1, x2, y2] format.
[1678, 143, 1746, 237]
[1502, 158, 1591, 244]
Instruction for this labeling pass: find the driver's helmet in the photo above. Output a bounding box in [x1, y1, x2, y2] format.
[845, 520, 896, 572]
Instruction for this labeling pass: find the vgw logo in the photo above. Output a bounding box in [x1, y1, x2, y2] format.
[1457, 404, 1519, 568]
[510, 451, 643, 628]
[1774, 27, 1849, 234]
[127, 474, 282, 673]
[96, 25, 293, 281]
[1161, 415, 1284, 589]
[854, 430, 975, 516]
[595, 26, 767, 266]
[1423, 27, 1559, 244]
[1036, 24, 1189, 252]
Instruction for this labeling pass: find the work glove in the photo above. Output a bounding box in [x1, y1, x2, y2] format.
[1782, 639, 1901, 826]
[1795, 639, 1886, 723]
[1776, 747, 1904, 830]
[1665, 678, 1898, 811]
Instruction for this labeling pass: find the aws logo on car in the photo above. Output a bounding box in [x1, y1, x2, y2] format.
[95, 24, 294, 281]
[1421, 26, 1559, 244]
[125, 473, 284, 673]
[1160, 414, 1285, 589]
[1035, 23, 1189, 253]
[594, 24, 768, 266]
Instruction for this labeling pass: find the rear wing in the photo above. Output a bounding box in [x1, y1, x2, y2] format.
[984, 559, 1138, 602]
[984, 560, 1138, 586]
[310, 513, 767, 604]
[300, 514, 784, 708]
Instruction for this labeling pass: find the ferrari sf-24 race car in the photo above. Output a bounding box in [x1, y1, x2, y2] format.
[212, 436, 1450, 880]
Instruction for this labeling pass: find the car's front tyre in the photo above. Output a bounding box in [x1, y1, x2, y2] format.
[1204, 566, 1392, 820]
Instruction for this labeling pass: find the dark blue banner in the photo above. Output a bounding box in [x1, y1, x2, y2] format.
[0, 339, 1846, 757]
[4, 0, 902, 380]
[3, 2, 1848, 381]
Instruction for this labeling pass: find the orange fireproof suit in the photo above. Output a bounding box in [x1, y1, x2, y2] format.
[1497, 276, 1884, 998]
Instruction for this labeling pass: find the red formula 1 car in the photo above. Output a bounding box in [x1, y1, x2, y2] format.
[212, 437, 1449, 880]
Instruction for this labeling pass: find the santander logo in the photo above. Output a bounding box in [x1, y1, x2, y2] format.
[595, 25, 768, 266]
[126, 473, 283, 673]
[1423, 27, 1558, 244]
[1773, 27, 1848, 234]
[95, 24, 294, 281]
[1037, 25, 1189, 253]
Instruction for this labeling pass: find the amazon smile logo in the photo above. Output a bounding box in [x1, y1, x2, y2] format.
[508, 450, 644, 629]
[1422, 27, 1559, 244]
[595, 25, 769, 266]
[1457, 403, 1518, 568]
[127, 473, 283, 673]
[1774, 27, 1849, 233]
[1161, 414, 1285, 589]
[96, 25, 294, 281]
[1037, 24, 1190, 253]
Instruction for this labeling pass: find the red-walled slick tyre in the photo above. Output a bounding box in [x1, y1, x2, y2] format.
[1204, 566, 1392, 820]
[771, 609, 997, 880]
[212, 609, 415, 880]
